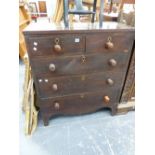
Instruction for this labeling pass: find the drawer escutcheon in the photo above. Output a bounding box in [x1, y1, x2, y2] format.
[81, 55, 86, 63]
[54, 38, 62, 53]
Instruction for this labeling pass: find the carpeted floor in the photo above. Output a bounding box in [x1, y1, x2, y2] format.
[19, 60, 135, 155]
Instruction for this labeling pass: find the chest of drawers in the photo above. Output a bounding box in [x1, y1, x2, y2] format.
[24, 22, 135, 126]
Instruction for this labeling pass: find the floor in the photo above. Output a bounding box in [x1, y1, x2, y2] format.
[19, 60, 135, 155]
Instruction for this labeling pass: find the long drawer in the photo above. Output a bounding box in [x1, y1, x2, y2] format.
[35, 71, 125, 98]
[31, 52, 131, 77]
[38, 88, 121, 115]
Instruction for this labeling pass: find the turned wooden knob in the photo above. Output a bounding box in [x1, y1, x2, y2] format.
[54, 38, 62, 53]
[106, 78, 114, 85]
[109, 59, 117, 67]
[54, 44, 62, 52]
[49, 64, 56, 72]
[105, 37, 114, 49]
[52, 84, 58, 91]
[105, 41, 114, 49]
[104, 96, 110, 103]
[54, 102, 60, 110]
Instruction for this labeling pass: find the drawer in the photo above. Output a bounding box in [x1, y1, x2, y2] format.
[86, 32, 134, 53]
[36, 71, 125, 98]
[31, 52, 131, 77]
[27, 35, 85, 57]
[38, 88, 121, 115]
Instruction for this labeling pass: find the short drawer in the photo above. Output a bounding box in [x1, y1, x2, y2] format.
[31, 52, 131, 77]
[35, 71, 125, 98]
[27, 35, 85, 57]
[38, 88, 121, 115]
[86, 32, 134, 53]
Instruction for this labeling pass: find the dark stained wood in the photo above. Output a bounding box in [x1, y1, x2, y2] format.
[86, 32, 134, 53]
[26, 31, 134, 58]
[31, 52, 131, 77]
[39, 88, 121, 124]
[36, 71, 125, 98]
[28, 35, 85, 57]
[23, 22, 135, 126]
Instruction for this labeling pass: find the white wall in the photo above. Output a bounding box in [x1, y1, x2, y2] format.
[29, 0, 57, 17]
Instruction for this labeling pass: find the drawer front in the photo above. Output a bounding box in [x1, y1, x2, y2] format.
[36, 71, 125, 98]
[31, 52, 130, 77]
[38, 88, 121, 115]
[86, 32, 134, 53]
[28, 35, 85, 57]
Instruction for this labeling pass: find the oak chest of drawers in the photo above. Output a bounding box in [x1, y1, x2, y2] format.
[24, 22, 135, 126]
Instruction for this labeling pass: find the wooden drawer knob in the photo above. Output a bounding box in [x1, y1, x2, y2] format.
[54, 44, 62, 52]
[106, 78, 114, 85]
[109, 59, 117, 67]
[52, 84, 58, 91]
[104, 96, 110, 103]
[49, 64, 56, 72]
[54, 38, 62, 53]
[105, 36, 114, 49]
[54, 102, 60, 110]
